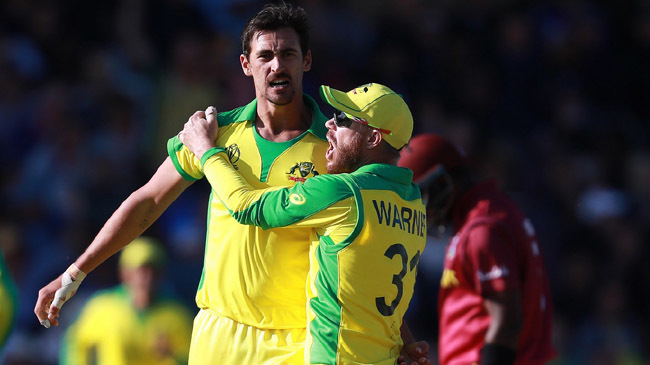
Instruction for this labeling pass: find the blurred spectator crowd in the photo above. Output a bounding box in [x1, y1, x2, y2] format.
[0, 0, 648, 363]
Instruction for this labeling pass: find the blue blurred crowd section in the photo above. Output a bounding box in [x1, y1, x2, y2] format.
[1, 0, 648, 363]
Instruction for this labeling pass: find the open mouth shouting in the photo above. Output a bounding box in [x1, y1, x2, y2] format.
[270, 79, 289, 87]
[326, 141, 334, 160]
[269, 74, 291, 89]
[326, 133, 335, 160]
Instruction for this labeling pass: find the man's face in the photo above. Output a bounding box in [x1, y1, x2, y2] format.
[240, 27, 312, 106]
[121, 265, 157, 295]
[324, 115, 368, 174]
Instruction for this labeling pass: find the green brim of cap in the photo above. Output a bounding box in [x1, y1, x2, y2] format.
[319, 85, 365, 119]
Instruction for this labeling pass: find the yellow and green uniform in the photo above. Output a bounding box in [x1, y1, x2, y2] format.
[60, 285, 193, 365]
[199, 147, 427, 365]
[0, 250, 18, 352]
[168, 95, 329, 363]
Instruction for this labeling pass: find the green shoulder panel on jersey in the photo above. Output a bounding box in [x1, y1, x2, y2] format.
[231, 174, 354, 230]
[308, 238, 340, 364]
[168, 94, 326, 183]
[167, 137, 199, 181]
[317, 173, 365, 254]
[218, 93, 327, 134]
[166, 103, 252, 181]
[195, 190, 214, 293]
[351, 164, 421, 201]
[216, 102, 253, 127]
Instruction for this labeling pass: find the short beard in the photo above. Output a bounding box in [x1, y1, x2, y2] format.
[326, 133, 364, 174]
[266, 90, 295, 106]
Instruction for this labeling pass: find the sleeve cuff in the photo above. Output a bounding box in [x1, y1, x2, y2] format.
[200, 147, 227, 168]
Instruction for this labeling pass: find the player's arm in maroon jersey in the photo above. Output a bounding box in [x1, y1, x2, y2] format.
[482, 290, 521, 365]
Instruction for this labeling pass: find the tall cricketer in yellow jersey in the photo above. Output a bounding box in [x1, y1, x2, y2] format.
[60, 286, 193, 365]
[193, 147, 427, 364]
[168, 95, 329, 364]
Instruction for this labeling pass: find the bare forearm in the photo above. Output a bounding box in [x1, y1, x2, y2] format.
[74, 192, 160, 273]
[484, 320, 520, 348]
[401, 322, 415, 345]
[74, 158, 190, 273]
[399, 322, 431, 365]
[483, 292, 522, 348]
[35, 157, 189, 328]
[482, 293, 521, 365]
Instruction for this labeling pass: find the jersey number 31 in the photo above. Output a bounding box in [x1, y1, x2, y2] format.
[376, 243, 420, 316]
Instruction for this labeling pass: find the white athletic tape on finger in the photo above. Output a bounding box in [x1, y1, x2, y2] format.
[41, 319, 51, 328]
[51, 264, 87, 309]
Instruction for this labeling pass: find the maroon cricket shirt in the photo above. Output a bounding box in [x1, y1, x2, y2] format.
[437, 180, 556, 365]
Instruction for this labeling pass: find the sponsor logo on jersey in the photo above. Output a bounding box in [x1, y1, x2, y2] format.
[289, 193, 306, 205]
[287, 162, 319, 182]
[226, 144, 240, 170]
[476, 265, 510, 282]
[441, 269, 459, 288]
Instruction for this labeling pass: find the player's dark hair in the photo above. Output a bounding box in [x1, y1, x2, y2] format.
[241, 2, 310, 57]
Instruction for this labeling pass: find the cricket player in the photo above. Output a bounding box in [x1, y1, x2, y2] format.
[35, 4, 430, 363]
[36, 3, 330, 364]
[398, 134, 556, 365]
[177, 82, 428, 364]
[60, 237, 193, 365]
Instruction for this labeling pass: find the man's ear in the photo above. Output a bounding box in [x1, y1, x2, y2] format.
[366, 129, 383, 150]
[303, 49, 312, 72]
[240, 54, 252, 77]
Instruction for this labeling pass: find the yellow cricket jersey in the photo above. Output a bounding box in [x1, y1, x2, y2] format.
[167, 95, 329, 329]
[0, 250, 18, 351]
[199, 149, 427, 365]
[60, 285, 194, 365]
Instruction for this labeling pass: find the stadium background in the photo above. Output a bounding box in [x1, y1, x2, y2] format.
[1, 0, 648, 363]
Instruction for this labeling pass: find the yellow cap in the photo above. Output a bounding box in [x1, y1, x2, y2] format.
[118, 237, 166, 270]
[319, 83, 414, 149]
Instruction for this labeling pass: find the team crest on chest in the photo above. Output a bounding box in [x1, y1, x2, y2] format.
[226, 144, 240, 170]
[287, 162, 319, 182]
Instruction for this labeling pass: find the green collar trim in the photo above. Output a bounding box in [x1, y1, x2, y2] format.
[354, 164, 414, 185]
[235, 94, 328, 141]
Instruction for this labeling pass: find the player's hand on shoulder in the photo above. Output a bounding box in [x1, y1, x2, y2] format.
[179, 106, 219, 159]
